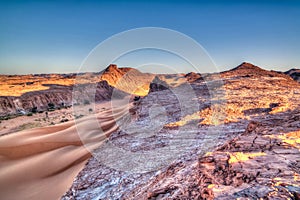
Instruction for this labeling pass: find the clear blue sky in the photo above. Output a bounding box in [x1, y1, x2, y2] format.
[1, 0, 300, 74]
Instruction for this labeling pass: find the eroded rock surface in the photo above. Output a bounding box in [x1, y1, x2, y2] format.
[130, 112, 300, 199]
[63, 63, 300, 199]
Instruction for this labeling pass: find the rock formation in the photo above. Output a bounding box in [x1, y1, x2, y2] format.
[100, 64, 154, 96]
[0, 85, 73, 116]
[0, 65, 150, 116]
[62, 62, 300, 199]
[285, 68, 300, 83]
[185, 72, 202, 82]
[1, 62, 299, 199]
[149, 76, 170, 92]
[0, 81, 127, 116]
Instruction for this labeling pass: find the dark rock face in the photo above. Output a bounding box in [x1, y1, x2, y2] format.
[0, 85, 73, 116]
[285, 68, 300, 83]
[149, 76, 170, 93]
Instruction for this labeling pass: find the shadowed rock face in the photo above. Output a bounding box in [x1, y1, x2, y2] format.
[149, 76, 170, 93]
[63, 63, 300, 199]
[285, 68, 300, 83]
[0, 81, 127, 116]
[0, 85, 73, 116]
[0, 65, 151, 116]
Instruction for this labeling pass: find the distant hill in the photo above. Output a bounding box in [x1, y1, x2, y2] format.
[222, 62, 294, 81]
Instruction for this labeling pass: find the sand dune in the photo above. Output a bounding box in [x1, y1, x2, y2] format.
[0, 101, 132, 200]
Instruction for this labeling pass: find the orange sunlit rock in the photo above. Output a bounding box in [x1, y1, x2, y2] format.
[228, 152, 266, 164]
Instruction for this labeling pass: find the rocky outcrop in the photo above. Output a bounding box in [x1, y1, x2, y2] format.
[0, 64, 150, 116]
[203, 116, 300, 199]
[285, 68, 300, 83]
[0, 81, 127, 116]
[135, 112, 300, 199]
[222, 62, 295, 81]
[185, 72, 202, 82]
[63, 62, 300, 199]
[100, 64, 154, 96]
[0, 85, 73, 116]
[149, 76, 170, 93]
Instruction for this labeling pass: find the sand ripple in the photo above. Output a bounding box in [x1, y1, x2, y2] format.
[0, 102, 131, 200]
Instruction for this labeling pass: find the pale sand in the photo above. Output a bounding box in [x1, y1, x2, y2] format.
[0, 101, 132, 200]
